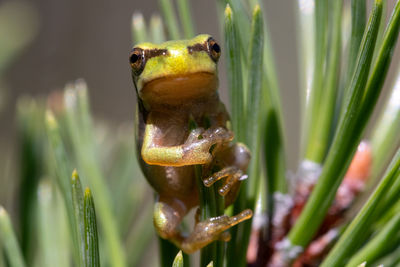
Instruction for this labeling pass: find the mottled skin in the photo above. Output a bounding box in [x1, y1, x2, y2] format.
[130, 34, 252, 253]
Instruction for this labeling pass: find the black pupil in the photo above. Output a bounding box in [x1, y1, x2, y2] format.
[130, 53, 139, 64]
[212, 43, 220, 53]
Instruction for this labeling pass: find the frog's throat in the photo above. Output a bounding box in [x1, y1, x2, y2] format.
[140, 72, 218, 106]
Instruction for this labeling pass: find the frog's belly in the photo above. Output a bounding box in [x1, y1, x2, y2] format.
[144, 164, 198, 200]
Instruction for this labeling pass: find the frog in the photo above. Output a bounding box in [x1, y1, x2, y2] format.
[129, 34, 252, 253]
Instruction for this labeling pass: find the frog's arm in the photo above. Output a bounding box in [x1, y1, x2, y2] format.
[141, 117, 233, 167]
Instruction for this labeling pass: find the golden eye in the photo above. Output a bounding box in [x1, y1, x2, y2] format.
[129, 48, 145, 75]
[208, 38, 221, 62]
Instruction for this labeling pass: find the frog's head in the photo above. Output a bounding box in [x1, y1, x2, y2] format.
[130, 34, 221, 106]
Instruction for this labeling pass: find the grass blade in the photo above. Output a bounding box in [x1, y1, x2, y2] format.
[372, 245, 400, 266]
[45, 110, 81, 263]
[306, 0, 343, 162]
[223, 0, 251, 60]
[126, 204, 154, 267]
[297, 0, 315, 154]
[37, 180, 70, 267]
[72, 170, 85, 267]
[159, 239, 180, 267]
[287, 0, 383, 251]
[159, 0, 181, 39]
[150, 15, 166, 44]
[372, 0, 387, 64]
[16, 98, 44, 262]
[356, 0, 400, 148]
[177, 0, 195, 38]
[322, 149, 400, 266]
[302, 0, 328, 162]
[344, 0, 366, 94]
[260, 6, 287, 194]
[369, 66, 400, 182]
[228, 6, 263, 267]
[172, 251, 183, 267]
[224, 4, 245, 142]
[84, 188, 100, 267]
[63, 82, 126, 267]
[346, 211, 400, 266]
[131, 13, 148, 44]
[245, 4, 264, 204]
[195, 150, 216, 266]
[0, 207, 26, 267]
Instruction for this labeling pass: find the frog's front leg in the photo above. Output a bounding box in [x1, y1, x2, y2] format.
[154, 196, 252, 254]
[142, 118, 233, 167]
[203, 143, 251, 197]
[204, 166, 247, 196]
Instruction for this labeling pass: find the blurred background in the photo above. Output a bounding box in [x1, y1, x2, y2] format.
[1, 0, 399, 219]
[1, 0, 298, 194]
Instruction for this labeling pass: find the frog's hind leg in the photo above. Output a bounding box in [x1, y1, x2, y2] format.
[181, 209, 253, 254]
[154, 196, 252, 254]
[153, 197, 188, 240]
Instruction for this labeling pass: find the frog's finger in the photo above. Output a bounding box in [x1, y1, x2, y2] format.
[203, 166, 239, 186]
[203, 166, 247, 196]
[218, 172, 247, 196]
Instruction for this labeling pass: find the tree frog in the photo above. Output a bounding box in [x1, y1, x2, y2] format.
[129, 34, 252, 253]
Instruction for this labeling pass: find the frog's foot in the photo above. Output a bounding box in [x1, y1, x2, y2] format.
[203, 166, 248, 196]
[181, 209, 253, 254]
[183, 127, 234, 165]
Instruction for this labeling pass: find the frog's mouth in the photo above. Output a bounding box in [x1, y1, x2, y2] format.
[140, 72, 218, 106]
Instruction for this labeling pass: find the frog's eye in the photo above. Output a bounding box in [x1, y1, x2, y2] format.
[207, 38, 221, 62]
[129, 48, 145, 75]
